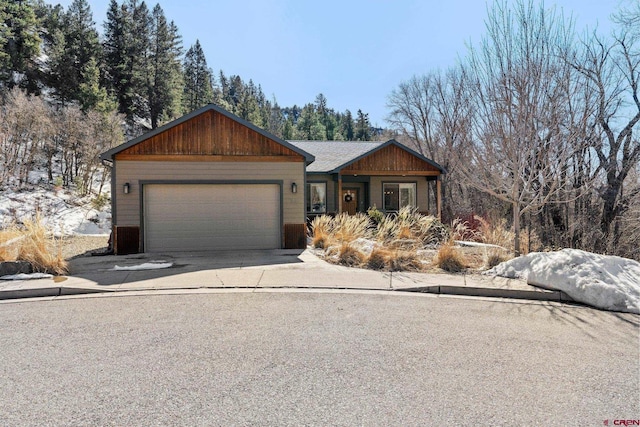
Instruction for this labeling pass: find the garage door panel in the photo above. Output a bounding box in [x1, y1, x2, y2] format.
[144, 184, 280, 251]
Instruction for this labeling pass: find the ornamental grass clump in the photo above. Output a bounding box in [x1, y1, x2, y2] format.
[366, 247, 392, 270]
[1, 215, 67, 274]
[434, 242, 466, 273]
[337, 242, 366, 267]
[331, 213, 372, 242]
[311, 215, 334, 249]
[388, 250, 423, 272]
[484, 247, 511, 269]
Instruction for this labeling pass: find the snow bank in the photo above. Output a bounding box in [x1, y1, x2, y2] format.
[0, 187, 111, 236]
[486, 249, 640, 314]
[0, 273, 53, 280]
[112, 262, 173, 271]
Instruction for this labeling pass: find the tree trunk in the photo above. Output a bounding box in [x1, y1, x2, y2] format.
[513, 201, 521, 257]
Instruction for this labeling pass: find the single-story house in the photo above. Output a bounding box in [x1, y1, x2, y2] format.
[287, 140, 445, 218]
[100, 104, 445, 254]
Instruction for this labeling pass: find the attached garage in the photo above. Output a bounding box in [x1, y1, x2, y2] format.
[143, 183, 281, 252]
[100, 104, 314, 254]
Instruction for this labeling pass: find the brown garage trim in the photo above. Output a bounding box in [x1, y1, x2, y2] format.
[114, 154, 304, 162]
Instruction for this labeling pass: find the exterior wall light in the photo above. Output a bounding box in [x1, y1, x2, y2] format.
[291, 182, 297, 193]
[123, 183, 130, 194]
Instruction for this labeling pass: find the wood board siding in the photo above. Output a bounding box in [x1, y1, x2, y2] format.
[115, 110, 304, 159]
[114, 161, 305, 228]
[341, 144, 440, 175]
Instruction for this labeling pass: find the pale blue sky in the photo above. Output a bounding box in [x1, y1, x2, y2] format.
[58, 0, 621, 125]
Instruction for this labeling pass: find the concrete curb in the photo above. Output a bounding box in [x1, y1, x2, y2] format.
[0, 282, 576, 304]
[398, 285, 575, 302]
[0, 287, 112, 300]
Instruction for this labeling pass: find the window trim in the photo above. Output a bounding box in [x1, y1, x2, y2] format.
[382, 181, 417, 212]
[307, 181, 328, 214]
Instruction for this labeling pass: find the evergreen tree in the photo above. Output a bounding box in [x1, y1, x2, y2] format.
[355, 109, 371, 140]
[147, 4, 182, 128]
[182, 40, 213, 113]
[46, 0, 102, 107]
[339, 109, 355, 140]
[0, 0, 41, 91]
[103, 0, 151, 123]
[78, 56, 116, 113]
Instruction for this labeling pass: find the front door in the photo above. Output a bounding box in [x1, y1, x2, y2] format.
[342, 188, 359, 215]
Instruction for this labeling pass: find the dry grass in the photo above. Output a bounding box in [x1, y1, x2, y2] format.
[374, 207, 448, 247]
[0, 216, 67, 274]
[484, 247, 511, 269]
[366, 247, 392, 270]
[388, 250, 423, 271]
[434, 242, 467, 273]
[310, 216, 333, 249]
[451, 218, 478, 241]
[337, 243, 366, 267]
[474, 215, 542, 255]
[332, 213, 371, 242]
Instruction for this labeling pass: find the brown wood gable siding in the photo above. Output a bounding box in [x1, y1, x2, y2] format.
[341, 144, 440, 175]
[115, 110, 303, 160]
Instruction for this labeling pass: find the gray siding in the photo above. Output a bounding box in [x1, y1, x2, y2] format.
[370, 176, 429, 213]
[307, 174, 336, 213]
[114, 160, 305, 227]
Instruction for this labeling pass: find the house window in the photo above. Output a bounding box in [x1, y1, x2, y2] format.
[383, 183, 416, 211]
[307, 182, 327, 213]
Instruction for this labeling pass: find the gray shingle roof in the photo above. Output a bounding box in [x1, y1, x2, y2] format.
[287, 140, 384, 173]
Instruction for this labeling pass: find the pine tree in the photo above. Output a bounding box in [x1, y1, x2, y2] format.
[355, 109, 371, 140]
[78, 56, 117, 113]
[103, 0, 152, 123]
[0, 0, 41, 91]
[340, 109, 355, 140]
[147, 4, 183, 128]
[45, 0, 102, 107]
[182, 40, 213, 113]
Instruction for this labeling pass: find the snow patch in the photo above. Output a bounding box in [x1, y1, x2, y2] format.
[0, 186, 111, 236]
[112, 262, 173, 271]
[455, 240, 506, 249]
[486, 249, 640, 314]
[1, 273, 53, 280]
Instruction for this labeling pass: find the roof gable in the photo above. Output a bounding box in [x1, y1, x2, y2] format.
[288, 139, 445, 174]
[100, 104, 314, 163]
[341, 140, 444, 174]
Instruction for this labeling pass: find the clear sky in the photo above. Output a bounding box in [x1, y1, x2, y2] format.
[57, 0, 621, 126]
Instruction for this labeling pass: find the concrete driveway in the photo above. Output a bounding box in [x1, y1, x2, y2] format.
[1, 249, 574, 303]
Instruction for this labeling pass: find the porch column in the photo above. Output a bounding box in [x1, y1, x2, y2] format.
[337, 173, 343, 213]
[436, 176, 442, 220]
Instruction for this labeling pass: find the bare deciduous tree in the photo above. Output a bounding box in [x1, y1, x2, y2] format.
[459, 0, 582, 255]
[570, 28, 640, 251]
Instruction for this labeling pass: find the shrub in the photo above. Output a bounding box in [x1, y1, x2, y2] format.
[91, 193, 110, 210]
[435, 242, 466, 273]
[337, 243, 365, 267]
[367, 206, 384, 225]
[312, 231, 331, 249]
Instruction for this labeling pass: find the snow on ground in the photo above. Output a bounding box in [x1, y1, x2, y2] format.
[0, 186, 111, 236]
[486, 249, 640, 314]
[112, 262, 173, 271]
[455, 240, 505, 249]
[0, 273, 53, 280]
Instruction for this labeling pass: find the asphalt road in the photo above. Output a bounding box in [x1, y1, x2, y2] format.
[0, 291, 638, 426]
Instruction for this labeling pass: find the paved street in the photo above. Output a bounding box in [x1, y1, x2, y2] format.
[0, 291, 638, 426]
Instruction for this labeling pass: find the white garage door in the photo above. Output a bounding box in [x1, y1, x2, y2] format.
[144, 184, 280, 252]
